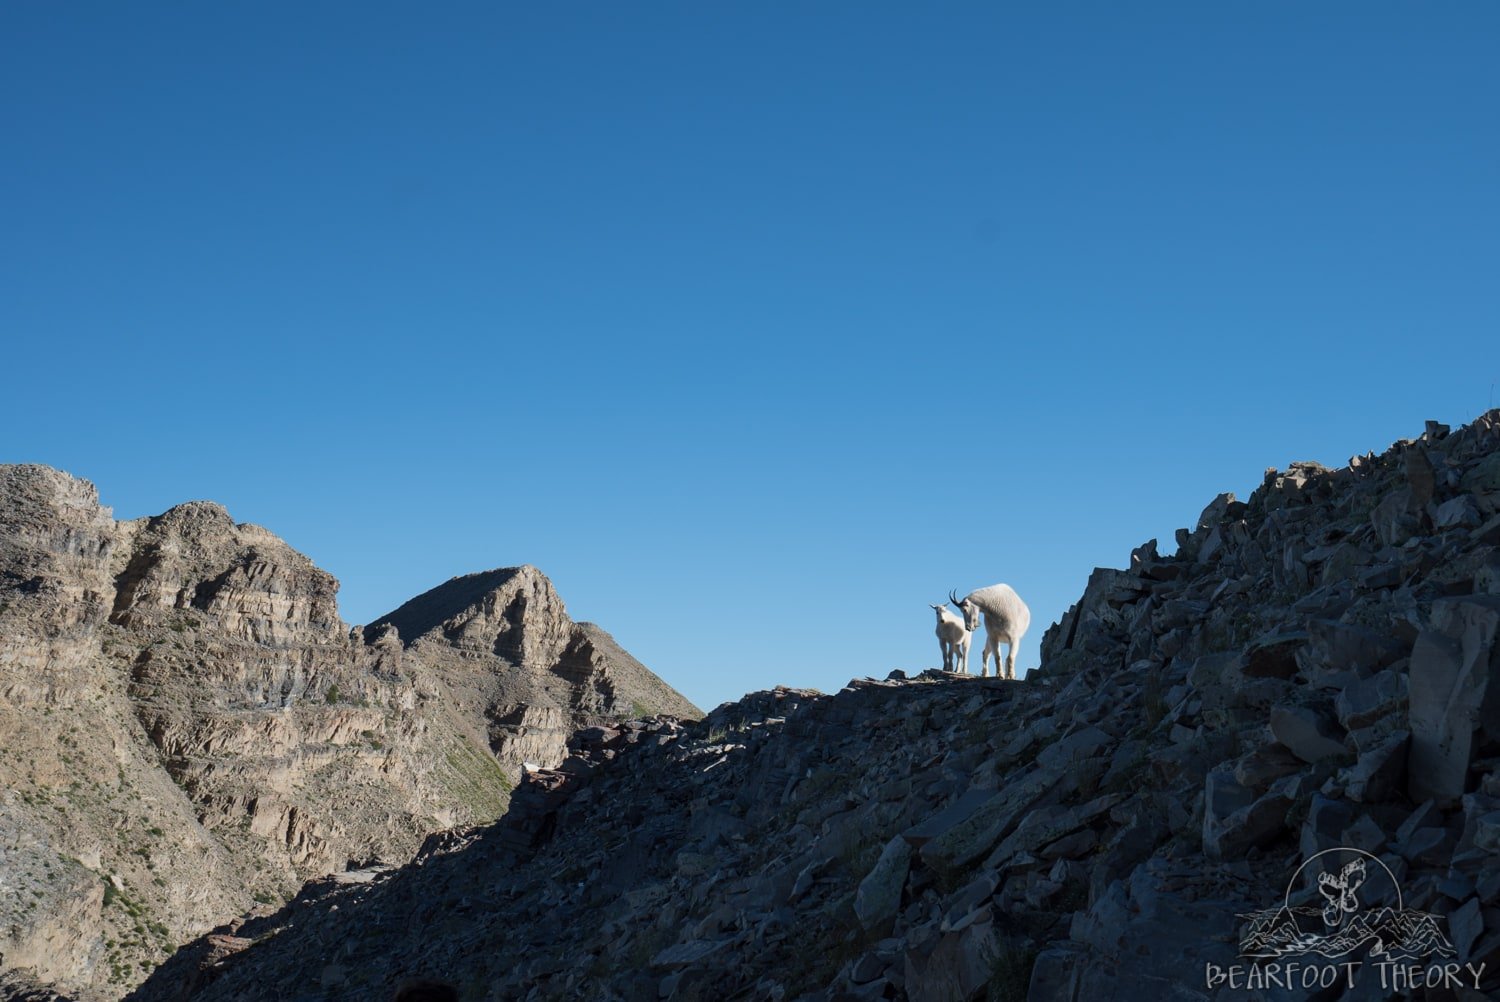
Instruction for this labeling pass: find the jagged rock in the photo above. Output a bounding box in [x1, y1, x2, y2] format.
[1203, 774, 1289, 860]
[1343, 729, 1409, 802]
[1035, 726, 1112, 771]
[903, 921, 996, 1002]
[919, 767, 1061, 874]
[1436, 495, 1483, 530]
[1372, 489, 1420, 547]
[1241, 632, 1305, 679]
[1406, 446, 1438, 509]
[1335, 669, 1408, 730]
[1232, 743, 1302, 789]
[1450, 897, 1484, 961]
[1298, 619, 1405, 682]
[1299, 794, 1355, 857]
[854, 838, 912, 933]
[1463, 453, 1500, 493]
[986, 793, 1122, 869]
[1269, 704, 1348, 763]
[899, 788, 994, 850]
[1408, 596, 1500, 802]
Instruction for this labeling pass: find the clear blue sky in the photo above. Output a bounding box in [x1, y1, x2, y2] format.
[4, 4, 1496, 712]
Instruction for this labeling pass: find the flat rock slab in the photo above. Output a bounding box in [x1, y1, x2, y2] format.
[1269, 704, 1347, 763]
[855, 836, 913, 931]
[901, 788, 997, 850]
[650, 938, 731, 968]
[920, 765, 1062, 873]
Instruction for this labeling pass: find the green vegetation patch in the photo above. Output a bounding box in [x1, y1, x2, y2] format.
[441, 738, 513, 821]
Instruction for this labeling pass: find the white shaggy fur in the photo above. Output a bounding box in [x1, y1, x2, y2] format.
[930, 603, 972, 674]
[949, 583, 1030, 679]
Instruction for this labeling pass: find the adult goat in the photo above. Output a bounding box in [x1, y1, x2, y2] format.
[949, 584, 1030, 680]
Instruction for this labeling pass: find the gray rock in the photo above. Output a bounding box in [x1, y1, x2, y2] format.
[849, 952, 885, 985]
[1474, 513, 1500, 547]
[919, 767, 1061, 873]
[1435, 495, 1483, 530]
[1204, 785, 1291, 860]
[1408, 596, 1500, 802]
[1026, 947, 1083, 1002]
[650, 938, 730, 968]
[1300, 795, 1355, 858]
[1450, 897, 1484, 961]
[900, 788, 998, 850]
[1342, 813, 1386, 852]
[1462, 453, 1500, 493]
[1036, 726, 1113, 771]
[1242, 632, 1306, 679]
[1233, 744, 1303, 789]
[1198, 492, 1246, 529]
[1270, 704, 1348, 763]
[1335, 670, 1407, 730]
[1470, 809, 1500, 853]
[1298, 619, 1405, 679]
[986, 793, 1122, 869]
[1204, 766, 1255, 829]
[903, 921, 997, 1002]
[854, 836, 913, 932]
[1372, 488, 1420, 547]
[1406, 445, 1437, 508]
[1358, 561, 1404, 589]
[1343, 729, 1409, 803]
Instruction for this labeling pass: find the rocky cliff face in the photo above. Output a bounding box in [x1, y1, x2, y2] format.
[127, 411, 1500, 1002]
[0, 466, 697, 999]
[367, 566, 699, 769]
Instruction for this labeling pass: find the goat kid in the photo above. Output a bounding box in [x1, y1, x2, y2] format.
[930, 603, 972, 674]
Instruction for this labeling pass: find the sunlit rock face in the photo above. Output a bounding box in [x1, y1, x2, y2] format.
[0, 464, 698, 997]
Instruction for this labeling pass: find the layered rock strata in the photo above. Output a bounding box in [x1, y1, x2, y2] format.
[0, 466, 696, 997]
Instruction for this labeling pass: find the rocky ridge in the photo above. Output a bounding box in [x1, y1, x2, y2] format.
[127, 410, 1500, 1002]
[0, 466, 697, 997]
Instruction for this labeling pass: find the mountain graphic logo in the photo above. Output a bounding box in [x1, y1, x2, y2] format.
[1238, 847, 1456, 961]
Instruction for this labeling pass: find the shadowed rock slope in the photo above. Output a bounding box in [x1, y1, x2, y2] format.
[130, 411, 1500, 1002]
[0, 467, 697, 998]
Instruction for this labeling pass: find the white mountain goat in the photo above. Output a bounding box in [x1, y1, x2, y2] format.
[949, 583, 1031, 680]
[930, 603, 972, 674]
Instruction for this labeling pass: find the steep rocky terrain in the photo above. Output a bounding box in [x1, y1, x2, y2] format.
[125, 410, 1500, 1002]
[0, 467, 697, 998]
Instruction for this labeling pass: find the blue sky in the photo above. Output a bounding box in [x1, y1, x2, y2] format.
[4, 4, 1497, 711]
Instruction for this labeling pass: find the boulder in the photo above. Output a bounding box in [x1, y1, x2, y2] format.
[1435, 495, 1483, 531]
[920, 767, 1061, 873]
[1335, 670, 1408, 731]
[1299, 794, 1355, 858]
[1036, 726, 1113, 772]
[1344, 730, 1409, 803]
[1462, 453, 1500, 493]
[1269, 704, 1348, 763]
[901, 789, 1000, 851]
[1408, 596, 1500, 802]
[1204, 785, 1291, 860]
[1297, 619, 1404, 680]
[854, 837, 913, 931]
[1242, 632, 1306, 679]
[1371, 489, 1420, 547]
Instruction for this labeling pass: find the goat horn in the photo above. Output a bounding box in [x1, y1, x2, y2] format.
[949, 589, 963, 607]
